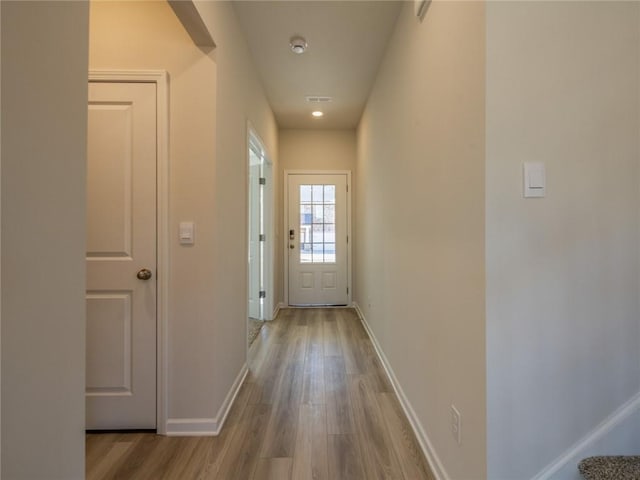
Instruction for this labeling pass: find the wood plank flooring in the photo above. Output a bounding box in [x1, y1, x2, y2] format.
[86, 308, 435, 480]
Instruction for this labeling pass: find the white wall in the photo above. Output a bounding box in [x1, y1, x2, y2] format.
[1, 2, 89, 477]
[90, 0, 278, 429]
[485, 2, 640, 479]
[192, 0, 278, 419]
[279, 129, 356, 172]
[355, 3, 486, 479]
[278, 129, 356, 304]
[90, 0, 219, 425]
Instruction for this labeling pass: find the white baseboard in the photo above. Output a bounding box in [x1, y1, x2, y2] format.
[352, 302, 450, 480]
[213, 363, 249, 434]
[272, 302, 284, 320]
[532, 389, 640, 480]
[165, 417, 217, 436]
[165, 363, 248, 436]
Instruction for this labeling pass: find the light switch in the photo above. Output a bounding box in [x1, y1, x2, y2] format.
[523, 162, 546, 198]
[179, 222, 195, 245]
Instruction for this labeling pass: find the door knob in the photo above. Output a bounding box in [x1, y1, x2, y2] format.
[289, 244, 295, 249]
[136, 268, 152, 280]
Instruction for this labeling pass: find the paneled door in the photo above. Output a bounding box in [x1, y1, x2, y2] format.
[86, 81, 157, 429]
[287, 173, 349, 305]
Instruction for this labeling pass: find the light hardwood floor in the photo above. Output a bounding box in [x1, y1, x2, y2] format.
[86, 308, 435, 480]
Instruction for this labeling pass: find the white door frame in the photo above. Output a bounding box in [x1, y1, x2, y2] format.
[284, 170, 352, 306]
[88, 70, 169, 434]
[246, 123, 275, 323]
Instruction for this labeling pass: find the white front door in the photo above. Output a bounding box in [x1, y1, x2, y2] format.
[86, 81, 157, 429]
[287, 173, 349, 305]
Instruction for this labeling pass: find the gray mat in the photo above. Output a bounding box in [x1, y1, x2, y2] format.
[248, 318, 264, 347]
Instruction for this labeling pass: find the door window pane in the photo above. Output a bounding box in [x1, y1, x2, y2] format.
[312, 185, 324, 203]
[298, 183, 337, 264]
[300, 185, 312, 203]
[300, 205, 312, 226]
[300, 225, 312, 244]
[312, 224, 324, 243]
[300, 243, 312, 263]
[313, 205, 324, 223]
[324, 244, 336, 263]
[324, 224, 335, 243]
[323, 205, 335, 224]
[312, 246, 324, 263]
[324, 185, 335, 204]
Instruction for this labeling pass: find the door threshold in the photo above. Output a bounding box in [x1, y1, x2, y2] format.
[288, 304, 349, 308]
[86, 428, 157, 434]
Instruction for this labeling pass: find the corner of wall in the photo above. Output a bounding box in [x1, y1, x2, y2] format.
[165, 363, 248, 436]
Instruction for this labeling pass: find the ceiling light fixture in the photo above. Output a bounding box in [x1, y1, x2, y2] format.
[312, 111, 324, 118]
[290, 36, 308, 54]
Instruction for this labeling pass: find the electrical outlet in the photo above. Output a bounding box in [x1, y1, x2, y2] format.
[451, 404, 461, 445]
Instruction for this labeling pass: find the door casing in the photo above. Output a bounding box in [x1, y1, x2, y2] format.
[284, 170, 352, 306]
[247, 124, 274, 325]
[88, 70, 169, 434]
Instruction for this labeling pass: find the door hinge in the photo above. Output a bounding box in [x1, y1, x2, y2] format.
[346, 184, 349, 192]
[347, 287, 349, 295]
[259, 290, 266, 299]
[259, 177, 266, 185]
[347, 235, 349, 244]
[259, 234, 266, 242]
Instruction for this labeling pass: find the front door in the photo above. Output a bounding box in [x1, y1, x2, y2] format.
[86, 81, 157, 429]
[287, 173, 349, 305]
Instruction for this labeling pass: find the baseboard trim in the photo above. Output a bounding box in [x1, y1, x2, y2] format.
[272, 302, 284, 320]
[213, 363, 248, 435]
[165, 363, 248, 436]
[165, 417, 217, 436]
[352, 302, 450, 480]
[532, 389, 640, 480]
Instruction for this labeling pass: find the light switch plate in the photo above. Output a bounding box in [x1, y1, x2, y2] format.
[179, 221, 195, 245]
[523, 162, 546, 198]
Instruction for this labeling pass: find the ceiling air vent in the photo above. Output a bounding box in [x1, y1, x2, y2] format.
[305, 96, 333, 103]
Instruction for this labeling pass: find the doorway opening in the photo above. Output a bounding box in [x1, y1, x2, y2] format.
[247, 127, 273, 347]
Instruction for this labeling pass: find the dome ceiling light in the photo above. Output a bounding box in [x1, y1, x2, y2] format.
[289, 35, 308, 54]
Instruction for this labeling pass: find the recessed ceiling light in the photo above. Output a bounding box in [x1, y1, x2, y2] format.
[312, 111, 324, 118]
[290, 36, 307, 54]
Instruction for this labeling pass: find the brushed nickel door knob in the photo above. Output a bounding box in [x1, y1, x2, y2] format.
[136, 268, 152, 280]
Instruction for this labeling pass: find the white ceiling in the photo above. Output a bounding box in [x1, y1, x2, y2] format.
[233, 1, 402, 130]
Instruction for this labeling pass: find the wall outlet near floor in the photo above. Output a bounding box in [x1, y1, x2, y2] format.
[451, 404, 461, 445]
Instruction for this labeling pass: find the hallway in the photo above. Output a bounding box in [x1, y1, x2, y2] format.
[86, 308, 435, 479]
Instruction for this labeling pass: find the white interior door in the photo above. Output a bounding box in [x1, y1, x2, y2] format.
[287, 173, 349, 305]
[86, 81, 157, 429]
[248, 155, 262, 320]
